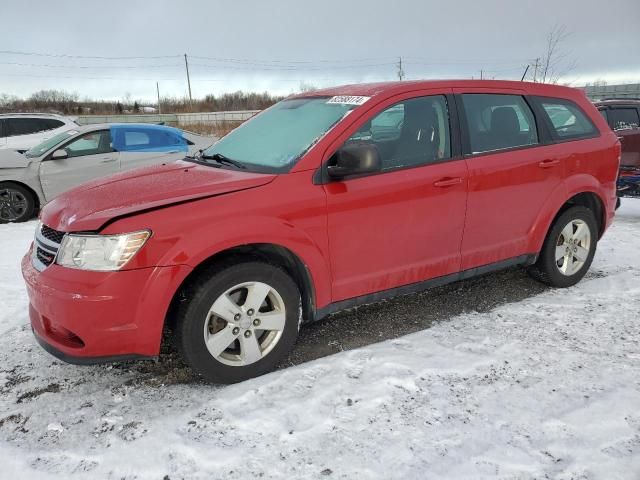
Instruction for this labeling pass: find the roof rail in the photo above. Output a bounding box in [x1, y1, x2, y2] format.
[0, 112, 67, 118]
[598, 97, 640, 102]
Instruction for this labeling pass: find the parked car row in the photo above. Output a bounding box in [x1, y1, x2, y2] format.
[21, 80, 620, 383]
[0, 123, 213, 222]
[594, 99, 640, 200]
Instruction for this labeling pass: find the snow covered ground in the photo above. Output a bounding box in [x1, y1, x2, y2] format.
[0, 200, 639, 480]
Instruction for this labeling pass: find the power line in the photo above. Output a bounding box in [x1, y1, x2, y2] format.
[0, 50, 181, 60]
[0, 61, 182, 70]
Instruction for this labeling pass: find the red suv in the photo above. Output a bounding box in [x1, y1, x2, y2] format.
[22, 80, 620, 383]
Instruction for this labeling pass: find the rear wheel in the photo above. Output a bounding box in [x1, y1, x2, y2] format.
[175, 261, 300, 383]
[528, 206, 598, 288]
[0, 183, 36, 223]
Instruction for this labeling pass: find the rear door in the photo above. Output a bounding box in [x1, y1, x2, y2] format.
[112, 125, 188, 172]
[324, 91, 469, 301]
[39, 129, 120, 200]
[454, 89, 562, 269]
[608, 106, 640, 166]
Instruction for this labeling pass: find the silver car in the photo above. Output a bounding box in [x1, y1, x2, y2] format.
[0, 123, 214, 223]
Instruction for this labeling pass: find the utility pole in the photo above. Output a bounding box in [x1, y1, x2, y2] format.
[532, 57, 540, 83]
[397, 56, 405, 81]
[184, 53, 193, 108]
[156, 82, 161, 114]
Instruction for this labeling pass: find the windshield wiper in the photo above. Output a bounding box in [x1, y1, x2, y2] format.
[200, 152, 247, 169]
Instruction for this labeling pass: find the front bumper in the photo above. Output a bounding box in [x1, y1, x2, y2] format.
[22, 251, 192, 362]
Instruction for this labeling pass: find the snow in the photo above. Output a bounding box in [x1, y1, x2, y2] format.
[0, 200, 639, 479]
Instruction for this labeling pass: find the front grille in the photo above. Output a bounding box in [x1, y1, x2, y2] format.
[40, 224, 65, 244]
[36, 247, 55, 266]
[32, 223, 65, 271]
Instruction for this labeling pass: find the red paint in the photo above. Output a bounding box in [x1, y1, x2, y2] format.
[23, 80, 620, 361]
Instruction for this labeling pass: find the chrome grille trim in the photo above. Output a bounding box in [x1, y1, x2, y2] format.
[32, 223, 65, 272]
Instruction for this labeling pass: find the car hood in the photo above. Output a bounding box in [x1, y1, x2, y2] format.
[41, 160, 276, 232]
[0, 149, 31, 168]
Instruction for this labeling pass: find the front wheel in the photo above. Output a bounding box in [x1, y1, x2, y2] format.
[175, 261, 301, 383]
[528, 206, 598, 288]
[0, 183, 36, 223]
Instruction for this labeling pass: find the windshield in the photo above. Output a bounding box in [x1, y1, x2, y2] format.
[201, 97, 362, 171]
[25, 129, 79, 158]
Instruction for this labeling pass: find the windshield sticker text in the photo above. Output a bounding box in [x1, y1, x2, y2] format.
[326, 96, 370, 106]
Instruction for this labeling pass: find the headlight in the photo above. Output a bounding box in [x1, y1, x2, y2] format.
[56, 230, 151, 271]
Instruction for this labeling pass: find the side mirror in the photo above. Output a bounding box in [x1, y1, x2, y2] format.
[51, 149, 68, 160]
[327, 143, 381, 179]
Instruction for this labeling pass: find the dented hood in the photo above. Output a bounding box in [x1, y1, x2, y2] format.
[41, 160, 276, 231]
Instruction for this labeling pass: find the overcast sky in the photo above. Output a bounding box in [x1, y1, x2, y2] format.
[1, 0, 638, 102]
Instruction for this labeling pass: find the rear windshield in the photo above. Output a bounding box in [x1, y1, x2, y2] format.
[201, 97, 362, 172]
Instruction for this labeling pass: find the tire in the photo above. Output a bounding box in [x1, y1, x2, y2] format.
[0, 183, 36, 223]
[527, 206, 598, 288]
[174, 260, 301, 384]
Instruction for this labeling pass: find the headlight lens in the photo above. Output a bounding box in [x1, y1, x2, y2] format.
[56, 230, 151, 271]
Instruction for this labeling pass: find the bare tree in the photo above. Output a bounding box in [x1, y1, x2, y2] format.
[533, 24, 576, 84]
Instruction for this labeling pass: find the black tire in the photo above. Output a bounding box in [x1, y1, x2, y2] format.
[0, 182, 36, 223]
[174, 260, 300, 384]
[527, 206, 598, 288]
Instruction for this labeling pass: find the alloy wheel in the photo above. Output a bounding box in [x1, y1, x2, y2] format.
[203, 281, 286, 366]
[555, 219, 591, 276]
[0, 189, 28, 222]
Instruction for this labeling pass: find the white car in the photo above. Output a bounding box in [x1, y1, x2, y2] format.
[0, 123, 215, 222]
[0, 113, 79, 152]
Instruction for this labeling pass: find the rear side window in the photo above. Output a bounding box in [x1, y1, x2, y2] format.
[608, 108, 640, 131]
[461, 94, 538, 154]
[538, 98, 597, 139]
[598, 109, 608, 122]
[112, 127, 188, 152]
[42, 119, 65, 130]
[7, 118, 51, 136]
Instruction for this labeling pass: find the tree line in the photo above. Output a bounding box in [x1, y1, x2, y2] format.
[0, 90, 285, 115]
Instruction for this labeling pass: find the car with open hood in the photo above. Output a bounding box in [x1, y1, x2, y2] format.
[0, 123, 213, 222]
[22, 80, 620, 383]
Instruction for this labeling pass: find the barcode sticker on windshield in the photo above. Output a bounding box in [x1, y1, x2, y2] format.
[326, 96, 370, 105]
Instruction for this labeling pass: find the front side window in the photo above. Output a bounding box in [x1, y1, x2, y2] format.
[63, 131, 112, 158]
[25, 130, 79, 157]
[345, 95, 451, 170]
[609, 107, 640, 131]
[461, 94, 538, 154]
[539, 98, 597, 139]
[201, 97, 361, 172]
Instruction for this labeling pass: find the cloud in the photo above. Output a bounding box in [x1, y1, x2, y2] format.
[1, 0, 638, 101]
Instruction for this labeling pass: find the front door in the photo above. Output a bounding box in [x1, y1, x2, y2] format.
[39, 130, 120, 200]
[324, 93, 468, 302]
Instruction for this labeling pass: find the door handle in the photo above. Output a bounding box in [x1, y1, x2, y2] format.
[433, 177, 462, 188]
[538, 159, 560, 168]
[100, 157, 117, 163]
